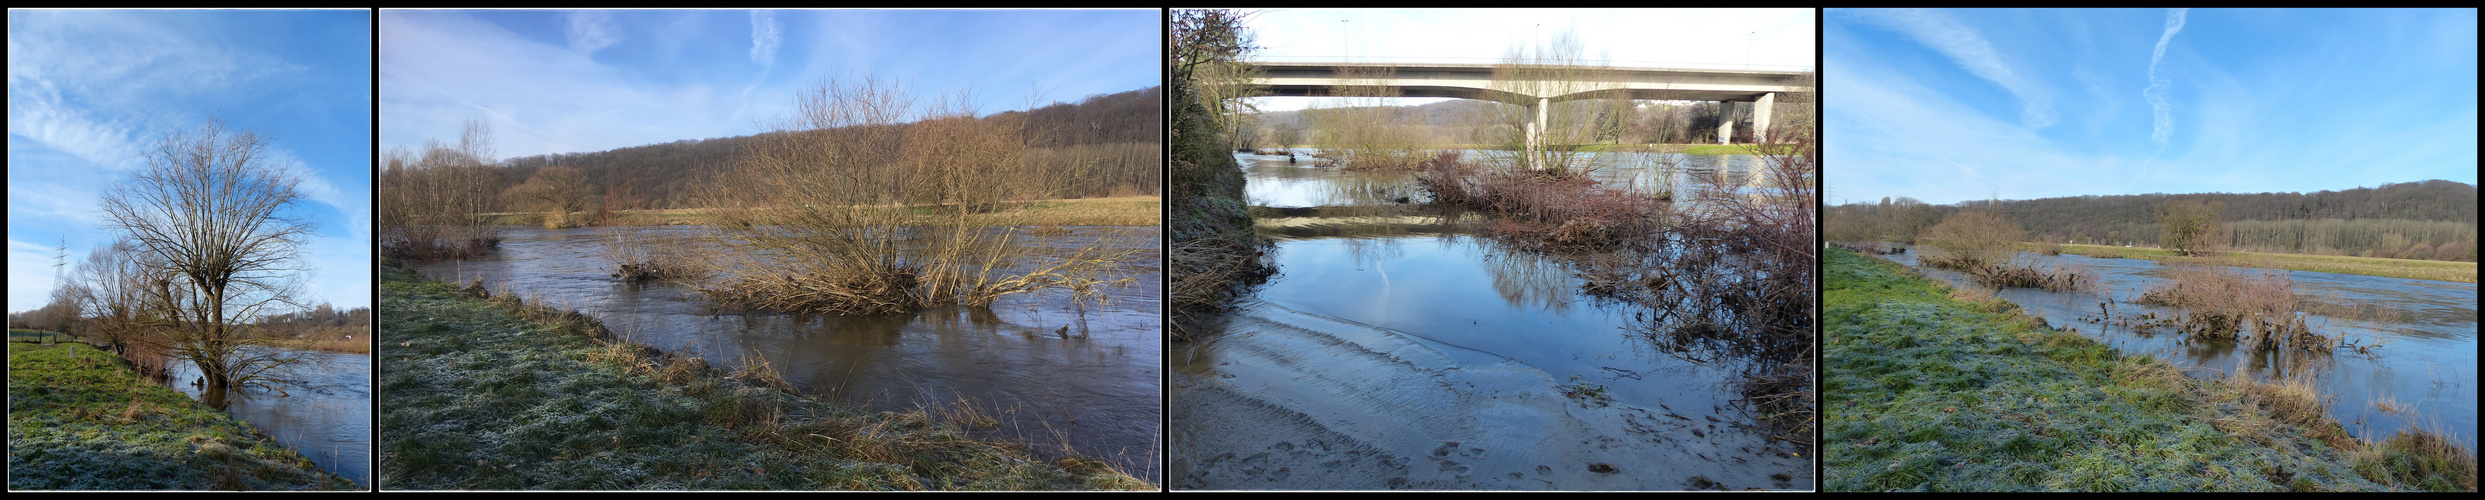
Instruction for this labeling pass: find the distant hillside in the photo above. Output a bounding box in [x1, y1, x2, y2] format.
[486, 86, 1162, 209]
[1832, 180, 2478, 261]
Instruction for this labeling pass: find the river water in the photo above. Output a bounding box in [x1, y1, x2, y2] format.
[412, 225, 1162, 483]
[167, 349, 372, 487]
[1873, 250, 2477, 452]
[1169, 150, 1810, 490]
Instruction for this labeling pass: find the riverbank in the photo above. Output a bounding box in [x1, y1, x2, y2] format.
[376, 266, 1148, 490]
[1824, 247, 2473, 491]
[2055, 243, 2476, 284]
[8, 341, 354, 490]
[484, 196, 1161, 228]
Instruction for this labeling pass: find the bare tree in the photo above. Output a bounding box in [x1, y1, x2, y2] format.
[1485, 29, 1618, 177]
[506, 165, 597, 227]
[99, 120, 316, 393]
[1309, 65, 1435, 170]
[381, 119, 504, 258]
[2157, 197, 2223, 256]
[692, 76, 1138, 314]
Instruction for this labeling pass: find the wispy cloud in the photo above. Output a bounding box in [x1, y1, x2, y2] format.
[1844, 8, 2057, 128]
[749, 10, 781, 70]
[566, 11, 621, 55]
[2145, 8, 2189, 146]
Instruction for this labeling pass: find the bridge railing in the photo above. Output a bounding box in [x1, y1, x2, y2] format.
[1242, 55, 1814, 73]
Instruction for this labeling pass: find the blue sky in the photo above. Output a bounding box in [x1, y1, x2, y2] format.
[1238, 8, 1815, 112]
[8, 9, 373, 313]
[1825, 8, 2479, 206]
[380, 9, 1160, 160]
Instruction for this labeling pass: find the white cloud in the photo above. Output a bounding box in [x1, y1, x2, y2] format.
[382, 11, 763, 158]
[2145, 8, 2189, 146]
[565, 11, 621, 55]
[749, 10, 781, 70]
[8, 239, 64, 313]
[1845, 8, 2057, 129]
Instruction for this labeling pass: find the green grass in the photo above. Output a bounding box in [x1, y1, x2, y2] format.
[377, 266, 1149, 490]
[1824, 247, 2471, 491]
[8, 341, 354, 490]
[2056, 243, 2476, 283]
[484, 196, 1161, 228]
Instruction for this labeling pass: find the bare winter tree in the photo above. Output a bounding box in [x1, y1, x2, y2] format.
[381, 119, 503, 259]
[506, 165, 597, 227]
[1485, 29, 1620, 177]
[99, 120, 317, 395]
[691, 76, 1139, 314]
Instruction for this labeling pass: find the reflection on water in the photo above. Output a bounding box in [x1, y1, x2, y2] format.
[413, 225, 1162, 483]
[166, 349, 371, 487]
[1876, 250, 2478, 451]
[1244, 148, 1764, 210]
[1169, 151, 1808, 490]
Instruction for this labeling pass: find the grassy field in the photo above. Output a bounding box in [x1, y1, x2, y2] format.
[376, 266, 1149, 490]
[1825, 247, 2473, 491]
[2055, 243, 2476, 283]
[485, 196, 1161, 228]
[8, 341, 354, 490]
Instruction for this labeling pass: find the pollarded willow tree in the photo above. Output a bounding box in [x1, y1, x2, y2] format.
[99, 120, 317, 394]
[691, 76, 1139, 315]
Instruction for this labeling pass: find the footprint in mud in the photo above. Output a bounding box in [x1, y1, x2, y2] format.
[1267, 467, 1291, 482]
[1241, 452, 1269, 467]
[1536, 465, 1553, 476]
[1269, 441, 1294, 453]
[1460, 447, 1487, 459]
[1587, 463, 1618, 474]
[1429, 441, 1460, 459]
[1388, 476, 1409, 489]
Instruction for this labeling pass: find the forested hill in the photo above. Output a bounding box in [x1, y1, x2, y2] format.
[1977, 180, 2477, 260]
[1975, 179, 2476, 227]
[487, 85, 1161, 210]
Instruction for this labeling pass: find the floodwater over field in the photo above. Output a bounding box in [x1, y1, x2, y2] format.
[411, 225, 1161, 482]
[1874, 250, 2478, 452]
[167, 349, 372, 487]
[1169, 150, 1810, 490]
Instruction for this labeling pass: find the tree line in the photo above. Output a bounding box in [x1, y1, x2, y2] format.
[1828, 180, 2479, 261]
[492, 86, 1163, 211]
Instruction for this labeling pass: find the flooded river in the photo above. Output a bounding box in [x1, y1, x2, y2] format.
[167, 349, 372, 487]
[1874, 250, 2477, 452]
[1169, 150, 1811, 490]
[413, 225, 1161, 483]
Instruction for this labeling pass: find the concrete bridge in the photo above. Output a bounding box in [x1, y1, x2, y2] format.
[1247, 61, 1812, 146]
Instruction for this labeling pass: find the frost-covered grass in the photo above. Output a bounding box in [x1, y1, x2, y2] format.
[377, 266, 1149, 490]
[8, 341, 353, 491]
[1824, 247, 2473, 491]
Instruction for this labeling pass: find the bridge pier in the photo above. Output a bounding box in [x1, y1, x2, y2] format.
[1526, 97, 1548, 170]
[1716, 101, 1737, 145]
[1752, 92, 1775, 144]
